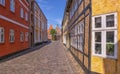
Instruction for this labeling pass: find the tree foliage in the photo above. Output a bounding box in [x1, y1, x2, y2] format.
[50, 29, 56, 40]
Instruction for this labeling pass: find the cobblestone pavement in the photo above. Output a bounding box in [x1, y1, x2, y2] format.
[0, 41, 74, 74]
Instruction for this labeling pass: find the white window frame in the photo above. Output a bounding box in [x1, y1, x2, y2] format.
[10, 0, 15, 12]
[0, 0, 5, 6]
[20, 8, 24, 18]
[92, 12, 118, 59]
[0, 27, 4, 43]
[9, 29, 15, 43]
[25, 32, 28, 41]
[78, 21, 84, 52]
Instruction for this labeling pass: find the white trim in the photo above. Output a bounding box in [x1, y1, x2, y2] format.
[25, 0, 29, 5]
[0, 15, 29, 29]
[92, 12, 118, 59]
[19, 0, 29, 11]
[0, 0, 5, 6]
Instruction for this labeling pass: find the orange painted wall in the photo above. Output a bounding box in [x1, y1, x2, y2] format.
[91, 0, 120, 74]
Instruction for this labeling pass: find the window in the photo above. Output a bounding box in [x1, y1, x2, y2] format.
[0, 27, 4, 43]
[10, 0, 15, 12]
[106, 14, 114, 27]
[25, 12, 28, 21]
[79, 0, 82, 4]
[92, 12, 117, 59]
[25, 32, 28, 41]
[0, 0, 5, 6]
[78, 21, 84, 51]
[106, 31, 114, 56]
[20, 32, 24, 42]
[95, 17, 101, 28]
[9, 29, 14, 42]
[20, 8, 24, 18]
[95, 32, 101, 54]
[70, 21, 84, 51]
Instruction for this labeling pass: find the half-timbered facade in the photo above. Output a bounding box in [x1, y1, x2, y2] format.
[62, 0, 91, 73]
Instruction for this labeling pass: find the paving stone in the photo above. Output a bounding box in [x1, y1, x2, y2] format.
[0, 41, 74, 74]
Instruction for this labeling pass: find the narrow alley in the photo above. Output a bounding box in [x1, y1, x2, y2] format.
[0, 42, 75, 74]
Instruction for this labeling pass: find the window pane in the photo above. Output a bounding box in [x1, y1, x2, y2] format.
[106, 31, 114, 43]
[106, 44, 114, 56]
[1, 34, 4, 42]
[95, 32, 101, 42]
[95, 44, 101, 54]
[95, 17, 101, 28]
[106, 15, 114, 27]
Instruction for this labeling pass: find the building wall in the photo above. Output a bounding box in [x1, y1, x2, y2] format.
[0, 0, 29, 57]
[62, 0, 91, 73]
[91, 0, 120, 74]
[47, 24, 53, 40]
[33, 1, 47, 44]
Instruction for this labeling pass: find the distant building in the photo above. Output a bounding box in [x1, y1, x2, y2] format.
[0, 0, 29, 57]
[47, 24, 53, 40]
[30, 0, 47, 46]
[55, 25, 61, 40]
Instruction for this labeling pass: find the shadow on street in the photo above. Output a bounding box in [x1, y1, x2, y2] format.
[0, 41, 51, 63]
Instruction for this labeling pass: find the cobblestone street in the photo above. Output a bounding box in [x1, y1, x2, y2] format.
[0, 41, 75, 74]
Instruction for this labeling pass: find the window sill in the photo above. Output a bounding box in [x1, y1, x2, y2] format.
[92, 54, 117, 59]
[10, 42, 15, 44]
[10, 10, 15, 14]
[0, 42, 5, 44]
[0, 4, 5, 7]
[20, 41, 24, 43]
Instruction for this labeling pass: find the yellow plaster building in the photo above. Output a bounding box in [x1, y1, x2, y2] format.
[91, 0, 120, 74]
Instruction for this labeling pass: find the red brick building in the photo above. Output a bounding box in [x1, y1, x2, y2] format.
[0, 0, 29, 57]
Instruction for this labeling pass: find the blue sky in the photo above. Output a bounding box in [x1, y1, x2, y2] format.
[36, 0, 66, 29]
